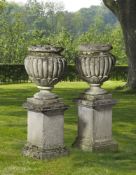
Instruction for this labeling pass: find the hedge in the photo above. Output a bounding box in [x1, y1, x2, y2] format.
[64, 65, 128, 82]
[111, 65, 128, 81]
[0, 64, 28, 84]
[0, 64, 128, 84]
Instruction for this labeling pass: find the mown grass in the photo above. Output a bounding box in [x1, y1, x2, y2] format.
[0, 81, 136, 175]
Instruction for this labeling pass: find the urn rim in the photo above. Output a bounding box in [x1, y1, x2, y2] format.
[78, 44, 112, 52]
[28, 45, 64, 53]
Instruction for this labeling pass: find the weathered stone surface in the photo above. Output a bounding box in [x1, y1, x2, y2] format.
[23, 144, 68, 160]
[79, 92, 112, 101]
[74, 44, 118, 152]
[24, 45, 66, 88]
[23, 96, 68, 112]
[28, 45, 64, 53]
[78, 44, 112, 52]
[23, 98, 68, 159]
[27, 110, 64, 147]
[73, 94, 118, 152]
[76, 93, 117, 108]
[23, 45, 68, 159]
[76, 44, 116, 95]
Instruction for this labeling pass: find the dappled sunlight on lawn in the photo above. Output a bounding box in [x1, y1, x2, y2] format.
[0, 81, 135, 175]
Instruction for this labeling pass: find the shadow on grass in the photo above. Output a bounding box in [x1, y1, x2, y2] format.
[0, 83, 136, 174]
[71, 150, 136, 173]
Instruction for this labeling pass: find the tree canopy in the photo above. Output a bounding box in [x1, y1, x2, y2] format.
[0, 0, 126, 65]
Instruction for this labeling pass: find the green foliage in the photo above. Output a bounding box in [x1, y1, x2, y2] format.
[77, 23, 127, 65]
[0, 64, 28, 83]
[110, 26, 126, 65]
[112, 66, 128, 81]
[0, 0, 127, 65]
[0, 0, 6, 12]
[30, 29, 77, 63]
[47, 30, 77, 63]
[0, 3, 28, 64]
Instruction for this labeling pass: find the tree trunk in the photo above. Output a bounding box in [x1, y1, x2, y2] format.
[103, 0, 136, 89]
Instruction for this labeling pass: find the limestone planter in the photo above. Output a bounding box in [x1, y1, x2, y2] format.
[76, 44, 116, 95]
[23, 45, 68, 159]
[24, 45, 66, 99]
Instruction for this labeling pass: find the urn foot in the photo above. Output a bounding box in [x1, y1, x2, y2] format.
[34, 89, 58, 100]
[85, 84, 107, 95]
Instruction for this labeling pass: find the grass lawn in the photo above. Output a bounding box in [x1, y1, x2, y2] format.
[0, 81, 136, 175]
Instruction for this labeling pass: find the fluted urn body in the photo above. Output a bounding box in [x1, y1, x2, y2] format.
[24, 45, 67, 99]
[76, 44, 116, 95]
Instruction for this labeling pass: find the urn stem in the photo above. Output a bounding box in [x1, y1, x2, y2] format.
[37, 86, 53, 91]
[85, 84, 107, 95]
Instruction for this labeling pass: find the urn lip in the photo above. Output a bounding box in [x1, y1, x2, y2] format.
[28, 45, 64, 53]
[78, 44, 112, 52]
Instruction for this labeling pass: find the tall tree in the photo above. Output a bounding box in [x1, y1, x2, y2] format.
[0, 0, 6, 13]
[103, 0, 136, 89]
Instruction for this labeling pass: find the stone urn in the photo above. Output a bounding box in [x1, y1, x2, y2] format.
[76, 44, 116, 95]
[24, 45, 67, 100]
[23, 45, 69, 160]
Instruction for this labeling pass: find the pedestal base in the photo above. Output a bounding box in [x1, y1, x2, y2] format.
[73, 93, 118, 152]
[73, 138, 118, 152]
[23, 96, 68, 159]
[23, 144, 69, 160]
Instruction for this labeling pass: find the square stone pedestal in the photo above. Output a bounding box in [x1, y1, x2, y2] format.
[23, 97, 69, 159]
[73, 93, 118, 152]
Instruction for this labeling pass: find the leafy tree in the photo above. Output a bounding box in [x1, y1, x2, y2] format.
[0, 0, 125, 66]
[103, 0, 136, 89]
[0, 0, 6, 12]
[49, 30, 76, 63]
[0, 3, 28, 63]
[77, 19, 126, 65]
[29, 29, 76, 64]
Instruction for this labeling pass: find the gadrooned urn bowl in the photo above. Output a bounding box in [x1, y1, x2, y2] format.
[24, 45, 67, 89]
[76, 44, 116, 95]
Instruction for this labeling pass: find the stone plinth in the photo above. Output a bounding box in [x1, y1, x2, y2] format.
[23, 97, 69, 159]
[73, 93, 118, 152]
